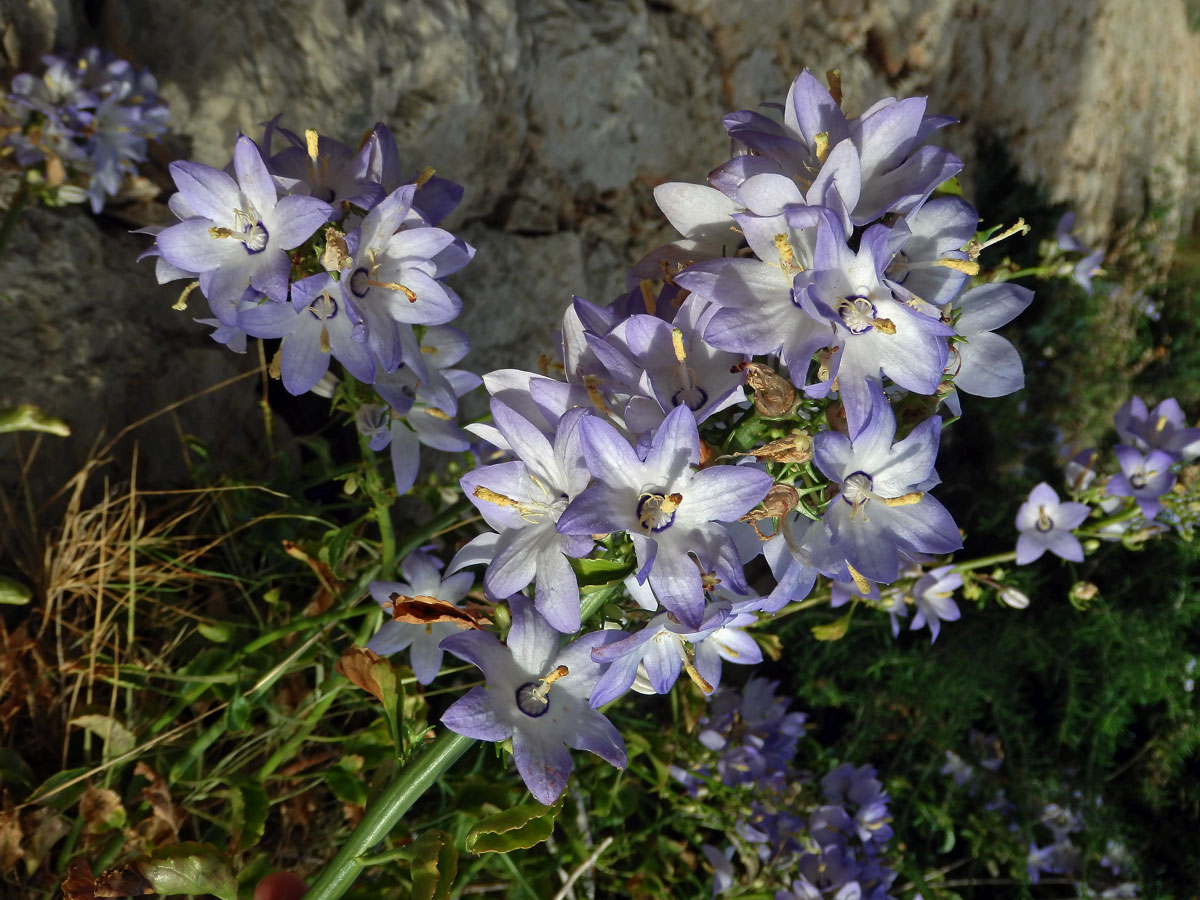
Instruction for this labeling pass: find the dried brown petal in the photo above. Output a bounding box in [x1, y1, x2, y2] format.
[386, 594, 490, 630]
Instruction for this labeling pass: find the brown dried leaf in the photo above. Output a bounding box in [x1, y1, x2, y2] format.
[334, 646, 392, 703]
[0, 809, 22, 871]
[61, 858, 95, 900]
[386, 594, 490, 630]
[79, 786, 125, 834]
[134, 762, 180, 838]
[92, 861, 154, 897]
[282, 540, 342, 615]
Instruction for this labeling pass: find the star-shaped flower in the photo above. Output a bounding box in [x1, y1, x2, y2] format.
[1014, 483, 1091, 565]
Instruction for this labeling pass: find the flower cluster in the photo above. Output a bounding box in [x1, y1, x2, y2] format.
[143, 121, 477, 492]
[4, 48, 169, 211]
[672, 679, 897, 898]
[1014, 393, 1200, 572]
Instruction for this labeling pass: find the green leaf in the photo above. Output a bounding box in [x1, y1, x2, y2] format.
[0, 575, 32, 606]
[811, 607, 853, 642]
[196, 621, 232, 643]
[408, 830, 458, 900]
[27, 766, 90, 809]
[137, 842, 237, 900]
[69, 714, 136, 756]
[0, 404, 69, 436]
[325, 768, 368, 807]
[228, 782, 269, 853]
[464, 799, 561, 854]
[570, 556, 634, 587]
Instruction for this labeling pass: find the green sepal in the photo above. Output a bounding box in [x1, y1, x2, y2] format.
[0, 404, 70, 436]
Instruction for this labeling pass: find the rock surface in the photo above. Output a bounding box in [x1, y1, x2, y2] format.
[2, 0, 1197, 494]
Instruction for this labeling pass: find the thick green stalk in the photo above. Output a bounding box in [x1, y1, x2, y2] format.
[302, 729, 476, 900]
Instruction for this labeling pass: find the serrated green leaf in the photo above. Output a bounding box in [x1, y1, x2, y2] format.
[0, 404, 70, 436]
[69, 714, 136, 756]
[465, 799, 561, 854]
[0, 575, 32, 605]
[409, 830, 458, 900]
[811, 608, 853, 642]
[137, 842, 237, 900]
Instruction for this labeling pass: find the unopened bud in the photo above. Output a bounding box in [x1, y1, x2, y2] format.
[1068, 581, 1099, 611]
[998, 585, 1030, 609]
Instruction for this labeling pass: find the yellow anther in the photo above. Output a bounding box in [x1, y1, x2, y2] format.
[1155, 415, 1169, 433]
[826, 69, 843, 106]
[421, 345, 438, 355]
[774, 233, 801, 272]
[846, 562, 872, 596]
[640, 279, 657, 315]
[935, 258, 981, 275]
[366, 278, 418, 301]
[671, 328, 688, 366]
[423, 407, 452, 421]
[882, 491, 924, 507]
[683, 659, 715, 695]
[584, 375, 614, 416]
[543, 664, 569, 686]
[319, 324, 331, 354]
[473, 485, 521, 508]
[173, 281, 199, 311]
[871, 318, 897, 335]
[814, 131, 831, 164]
[268, 346, 283, 380]
[967, 218, 1030, 260]
[305, 128, 320, 161]
[415, 165, 435, 188]
[208, 226, 234, 239]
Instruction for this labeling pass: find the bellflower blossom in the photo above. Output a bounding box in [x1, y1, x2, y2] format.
[365, 550, 474, 685]
[1107, 446, 1176, 520]
[1114, 396, 1200, 463]
[1015, 482, 1090, 565]
[155, 135, 333, 306]
[7, 48, 169, 211]
[439, 595, 625, 805]
[557, 404, 773, 629]
[909, 564, 963, 642]
[459, 403, 594, 634]
[813, 384, 961, 585]
[714, 69, 961, 224]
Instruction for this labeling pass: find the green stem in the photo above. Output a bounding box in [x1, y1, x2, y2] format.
[0, 179, 29, 261]
[302, 730, 476, 900]
[952, 551, 1018, 573]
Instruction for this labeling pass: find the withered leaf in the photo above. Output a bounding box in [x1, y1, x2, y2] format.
[92, 861, 155, 897]
[334, 646, 395, 703]
[134, 762, 181, 837]
[61, 859, 95, 900]
[0, 809, 21, 871]
[79, 785, 125, 833]
[281, 540, 344, 596]
[386, 594, 490, 630]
